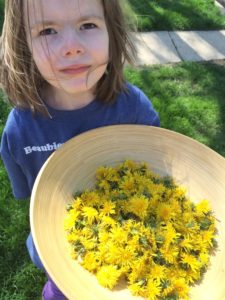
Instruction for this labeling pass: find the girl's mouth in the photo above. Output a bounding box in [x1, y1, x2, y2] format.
[59, 65, 90, 75]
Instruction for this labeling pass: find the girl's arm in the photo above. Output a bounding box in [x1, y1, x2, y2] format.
[1, 131, 30, 200]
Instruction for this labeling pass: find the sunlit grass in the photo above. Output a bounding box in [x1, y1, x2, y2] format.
[125, 61, 225, 156]
[126, 0, 225, 31]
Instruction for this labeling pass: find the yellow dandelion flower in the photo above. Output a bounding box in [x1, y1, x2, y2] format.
[185, 268, 201, 284]
[81, 227, 93, 238]
[173, 186, 187, 199]
[101, 215, 116, 227]
[106, 168, 120, 183]
[82, 206, 98, 224]
[120, 174, 136, 192]
[150, 183, 165, 197]
[109, 226, 128, 245]
[72, 197, 83, 210]
[97, 179, 111, 193]
[127, 234, 141, 252]
[165, 268, 179, 282]
[174, 268, 187, 280]
[96, 166, 108, 179]
[146, 279, 161, 300]
[173, 278, 189, 299]
[66, 230, 80, 243]
[200, 230, 215, 248]
[82, 252, 100, 272]
[100, 201, 116, 216]
[199, 251, 210, 266]
[128, 253, 150, 283]
[64, 209, 80, 230]
[161, 288, 173, 298]
[147, 195, 159, 212]
[149, 263, 166, 281]
[119, 246, 135, 267]
[123, 159, 138, 170]
[163, 223, 180, 246]
[195, 199, 211, 215]
[156, 203, 174, 221]
[96, 166, 119, 182]
[82, 191, 100, 206]
[170, 198, 182, 214]
[180, 235, 193, 252]
[96, 265, 121, 289]
[178, 214, 199, 235]
[181, 253, 201, 272]
[104, 243, 122, 265]
[191, 234, 208, 253]
[160, 245, 179, 264]
[129, 281, 146, 297]
[127, 195, 149, 219]
[81, 237, 97, 250]
[98, 230, 110, 244]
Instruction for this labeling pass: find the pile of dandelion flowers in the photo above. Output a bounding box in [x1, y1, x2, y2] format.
[64, 160, 217, 300]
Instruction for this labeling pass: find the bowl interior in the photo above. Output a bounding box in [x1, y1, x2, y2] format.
[30, 125, 225, 300]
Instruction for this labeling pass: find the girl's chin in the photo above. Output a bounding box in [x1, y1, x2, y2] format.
[46, 64, 107, 95]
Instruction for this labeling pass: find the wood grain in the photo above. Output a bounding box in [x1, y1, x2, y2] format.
[30, 125, 225, 300]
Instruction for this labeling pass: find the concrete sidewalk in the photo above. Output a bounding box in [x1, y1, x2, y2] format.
[134, 30, 225, 65]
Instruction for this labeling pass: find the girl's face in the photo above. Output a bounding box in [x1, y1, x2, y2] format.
[24, 0, 109, 109]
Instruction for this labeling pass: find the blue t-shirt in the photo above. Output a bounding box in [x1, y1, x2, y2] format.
[0, 83, 160, 269]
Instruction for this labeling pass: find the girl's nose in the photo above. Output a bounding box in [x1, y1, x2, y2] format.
[61, 30, 85, 57]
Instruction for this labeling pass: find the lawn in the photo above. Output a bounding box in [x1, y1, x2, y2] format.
[125, 61, 225, 156]
[1, 61, 225, 299]
[1, 0, 225, 32]
[125, 0, 225, 31]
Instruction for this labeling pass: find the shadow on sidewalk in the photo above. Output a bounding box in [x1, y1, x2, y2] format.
[170, 31, 225, 61]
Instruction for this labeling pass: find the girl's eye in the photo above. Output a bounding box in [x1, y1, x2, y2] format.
[39, 28, 57, 36]
[80, 23, 97, 30]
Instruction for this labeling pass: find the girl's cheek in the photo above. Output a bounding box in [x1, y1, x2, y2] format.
[33, 36, 52, 53]
[88, 36, 109, 60]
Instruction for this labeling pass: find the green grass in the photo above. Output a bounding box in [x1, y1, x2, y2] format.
[0, 0, 4, 33]
[125, 61, 225, 156]
[1, 0, 225, 32]
[126, 0, 225, 31]
[1, 61, 225, 299]
[0, 170, 45, 300]
[0, 93, 45, 299]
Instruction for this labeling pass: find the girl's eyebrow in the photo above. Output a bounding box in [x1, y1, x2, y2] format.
[30, 21, 55, 30]
[30, 15, 104, 30]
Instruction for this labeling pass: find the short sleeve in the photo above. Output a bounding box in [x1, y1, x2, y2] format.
[0, 131, 30, 199]
[134, 88, 160, 127]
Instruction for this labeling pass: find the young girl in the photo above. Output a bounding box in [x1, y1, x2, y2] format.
[0, 0, 160, 299]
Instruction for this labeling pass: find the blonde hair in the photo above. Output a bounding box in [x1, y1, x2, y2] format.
[0, 0, 137, 115]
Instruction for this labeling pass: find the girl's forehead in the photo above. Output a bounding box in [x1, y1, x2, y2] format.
[25, 0, 104, 24]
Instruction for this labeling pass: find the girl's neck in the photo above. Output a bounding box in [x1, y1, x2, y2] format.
[43, 85, 96, 111]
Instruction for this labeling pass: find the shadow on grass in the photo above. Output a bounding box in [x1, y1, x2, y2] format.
[128, 0, 225, 31]
[126, 61, 225, 157]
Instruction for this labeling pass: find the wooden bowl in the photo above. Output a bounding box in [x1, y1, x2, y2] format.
[30, 125, 225, 300]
